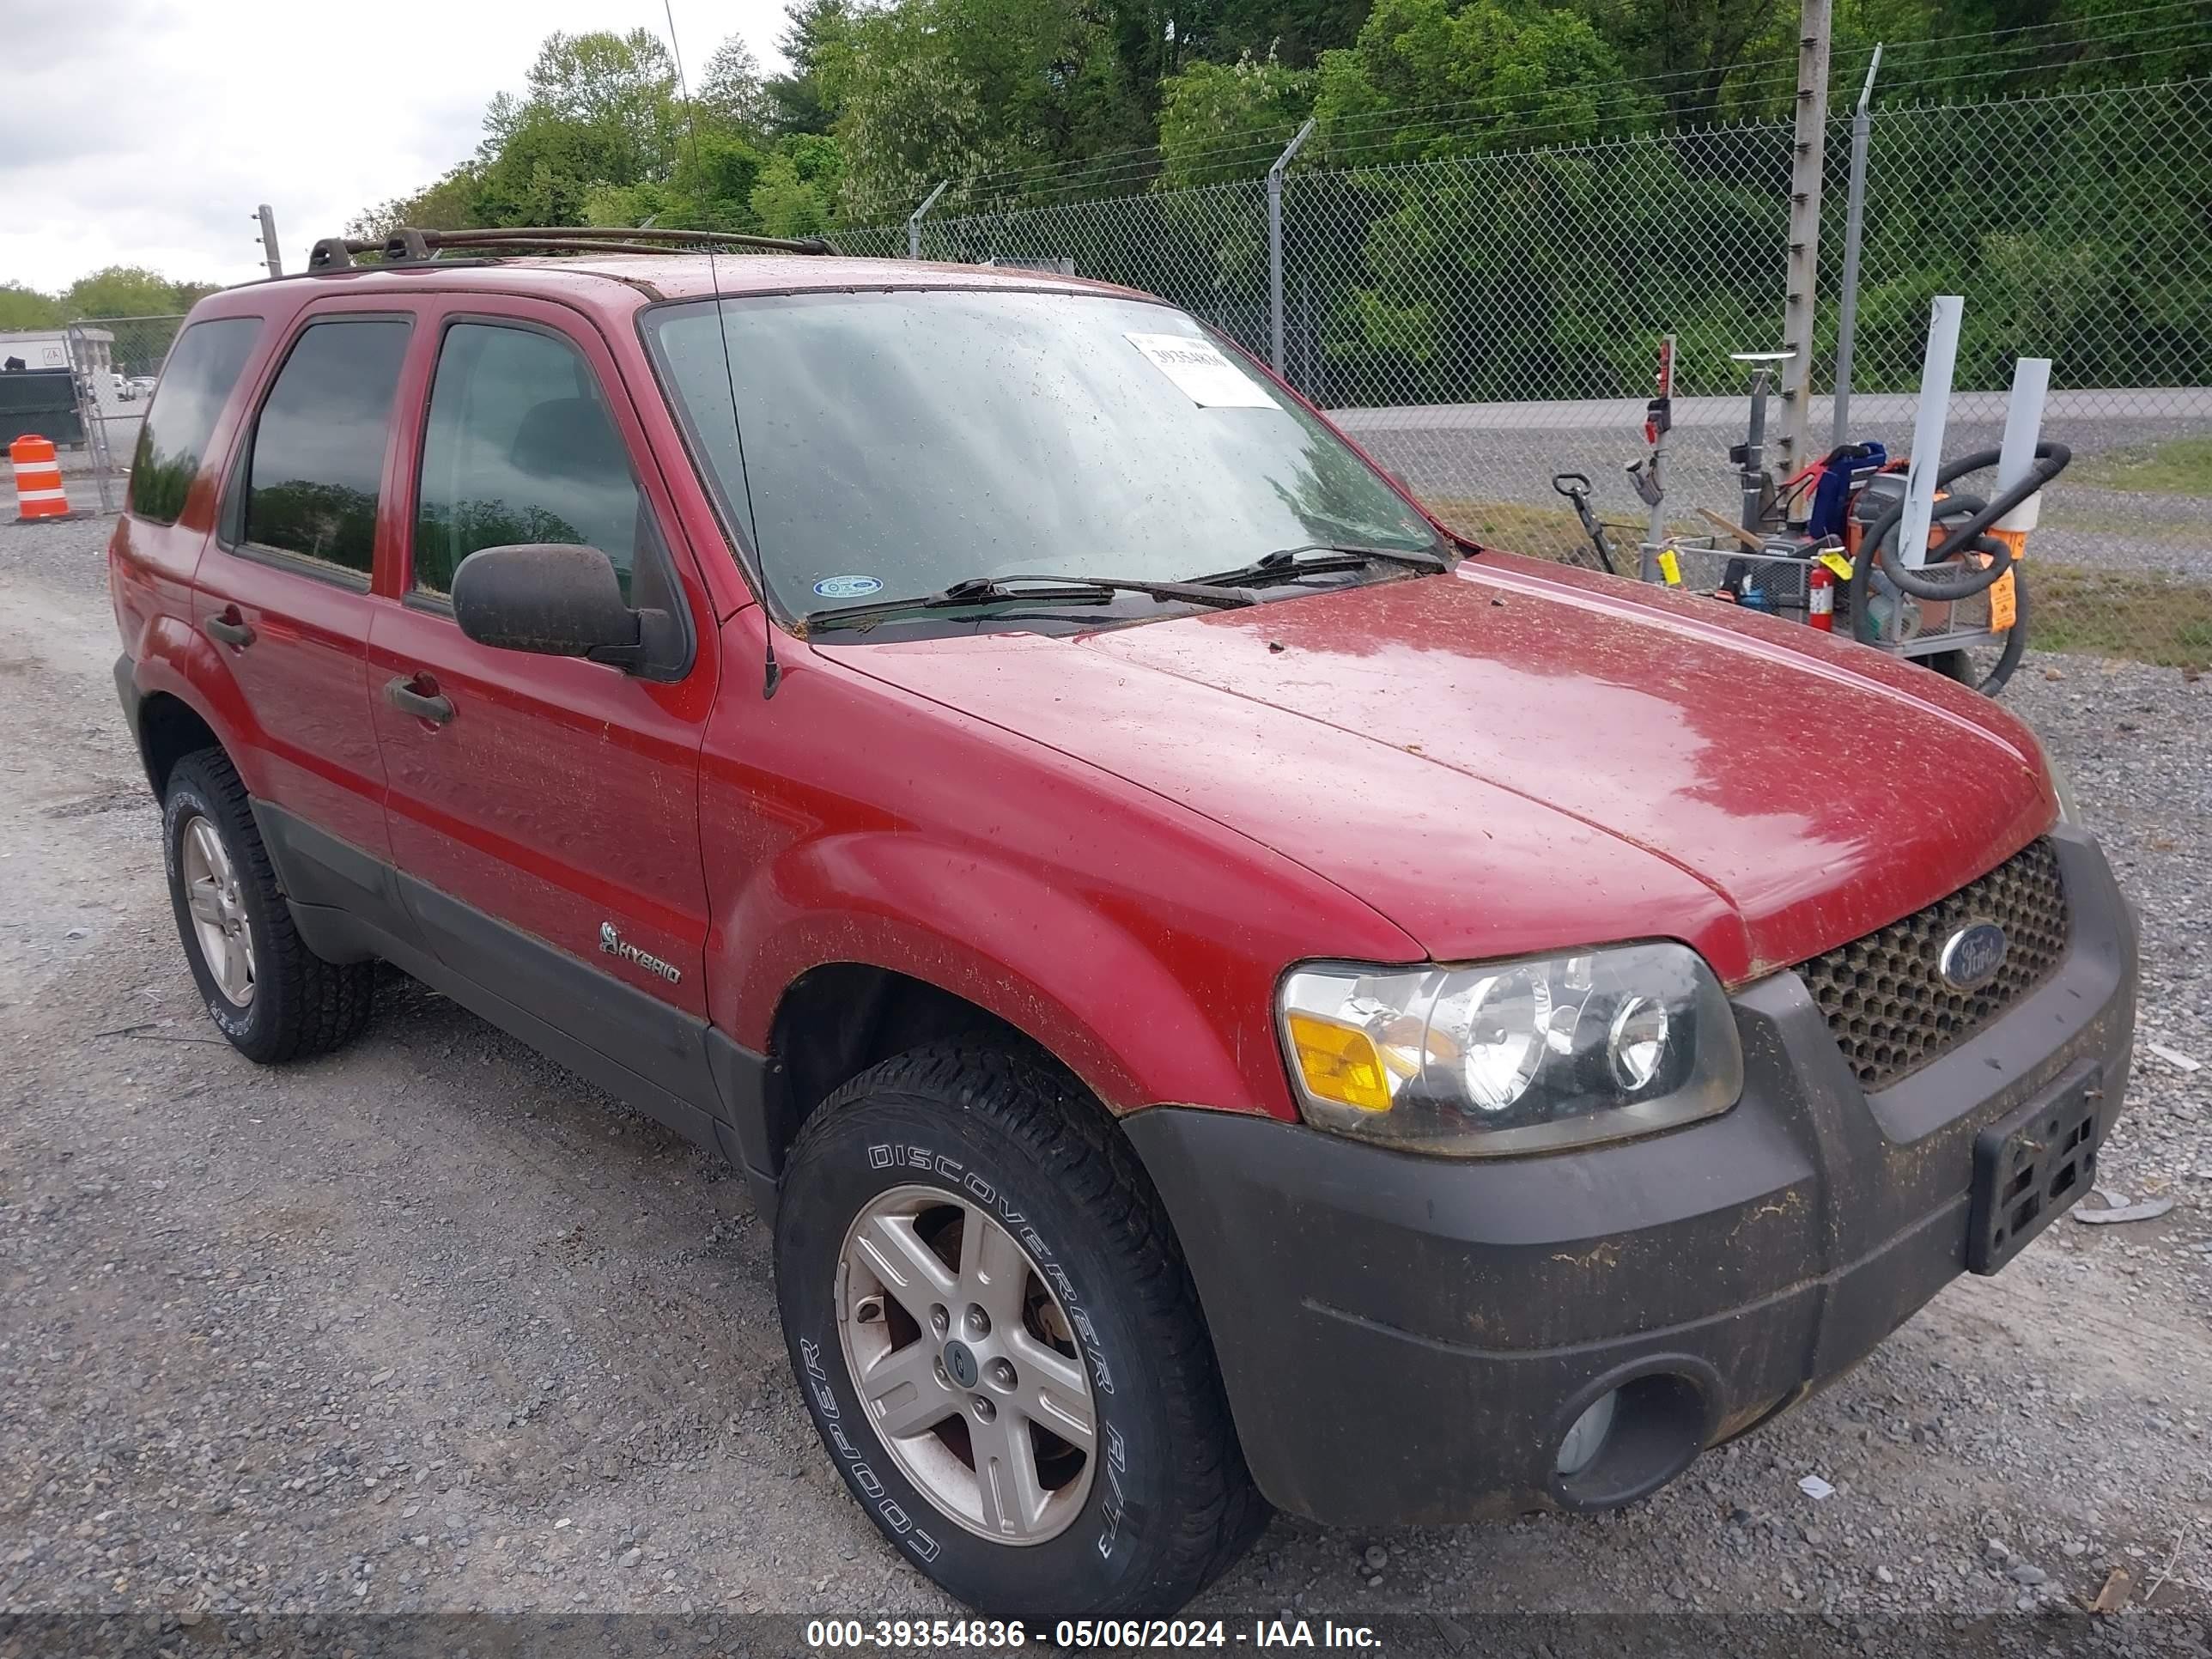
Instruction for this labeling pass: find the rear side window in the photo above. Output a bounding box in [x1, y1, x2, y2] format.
[240, 319, 410, 577]
[411, 322, 643, 598]
[127, 318, 262, 526]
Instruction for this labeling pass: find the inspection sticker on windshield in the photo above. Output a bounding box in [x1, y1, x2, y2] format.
[813, 574, 883, 599]
[1126, 332, 1277, 409]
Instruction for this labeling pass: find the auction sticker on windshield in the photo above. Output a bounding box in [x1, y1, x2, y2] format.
[1126, 333, 1276, 409]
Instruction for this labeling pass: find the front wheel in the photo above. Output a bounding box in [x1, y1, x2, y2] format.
[775, 1044, 1266, 1621]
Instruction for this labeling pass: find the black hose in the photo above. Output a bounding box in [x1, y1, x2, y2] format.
[1862, 442, 2071, 601]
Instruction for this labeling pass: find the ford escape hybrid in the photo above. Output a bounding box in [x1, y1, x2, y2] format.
[109, 228, 2137, 1620]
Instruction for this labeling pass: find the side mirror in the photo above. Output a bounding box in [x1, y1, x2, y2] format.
[452, 543, 644, 667]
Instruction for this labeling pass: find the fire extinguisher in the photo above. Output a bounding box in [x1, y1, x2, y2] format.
[1808, 559, 1835, 632]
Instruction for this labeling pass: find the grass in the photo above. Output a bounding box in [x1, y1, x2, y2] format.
[1421, 495, 1710, 566]
[2027, 562, 2212, 670]
[1419, 495, 2212, 671]
[2070, 434, 2212, 496]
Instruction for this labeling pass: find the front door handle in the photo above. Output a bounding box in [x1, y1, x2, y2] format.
[384, 674, 455, 726]
[203, 608, 254, 649]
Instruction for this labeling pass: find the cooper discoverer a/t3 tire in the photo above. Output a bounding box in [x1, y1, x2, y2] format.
[775, 1043, 1265, 1620]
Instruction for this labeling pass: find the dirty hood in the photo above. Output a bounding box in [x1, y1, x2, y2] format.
[820, 556, 2057, 983]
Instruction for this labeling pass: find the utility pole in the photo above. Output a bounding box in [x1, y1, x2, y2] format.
[1777, 0, 1832, 483]
[254, 204, 283, 279]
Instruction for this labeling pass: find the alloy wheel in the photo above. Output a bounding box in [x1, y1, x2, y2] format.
[836, 1184, 1097, 1544]
[180, 813, 255, 1007]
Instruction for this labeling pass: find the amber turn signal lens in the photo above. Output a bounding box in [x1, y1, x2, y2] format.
[1285, 1012, 1394, 1112]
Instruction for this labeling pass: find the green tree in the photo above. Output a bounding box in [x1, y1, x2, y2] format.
[0, 283, 66, 330]
[63, 266, 220, 318]
[1158, 52, 1313, 187]
[752, 136, 847, 235]
[834, 6, 1007, 222]
[767, 0, 856, 134]
[699, 37, 772, 132]
[1310, 0, 1626, 164]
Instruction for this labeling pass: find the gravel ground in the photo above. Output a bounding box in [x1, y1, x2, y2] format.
[2, 512, 2209, 1652]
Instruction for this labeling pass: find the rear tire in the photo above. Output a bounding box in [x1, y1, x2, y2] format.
[775, 1043, 1267, 1620]
[161, 748, 374, 1063]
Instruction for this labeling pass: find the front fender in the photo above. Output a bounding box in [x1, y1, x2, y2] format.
[716, 831, 1278, 1116]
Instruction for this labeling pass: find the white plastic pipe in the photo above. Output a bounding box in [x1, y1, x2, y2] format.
[1994, 357, 2052, 532]
[1898, 295, 1962, 568]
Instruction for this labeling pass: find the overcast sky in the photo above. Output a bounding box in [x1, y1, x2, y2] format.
[2, 0, 788, 295]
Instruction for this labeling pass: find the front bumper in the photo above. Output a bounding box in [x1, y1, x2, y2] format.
[1124, 827, 2137, 1528]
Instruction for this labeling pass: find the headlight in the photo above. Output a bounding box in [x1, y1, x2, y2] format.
[1278, 943, 1742, 1155]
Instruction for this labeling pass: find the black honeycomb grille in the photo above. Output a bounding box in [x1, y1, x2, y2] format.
[1798, 838, 2070, 1092]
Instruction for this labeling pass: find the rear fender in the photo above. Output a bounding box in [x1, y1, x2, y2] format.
[127, 612, 268, 796]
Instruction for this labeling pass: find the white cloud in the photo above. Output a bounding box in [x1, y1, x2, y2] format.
[0, 0, 790, 294]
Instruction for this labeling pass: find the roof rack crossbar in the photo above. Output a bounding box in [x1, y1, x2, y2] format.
[307, 224, 838, 271]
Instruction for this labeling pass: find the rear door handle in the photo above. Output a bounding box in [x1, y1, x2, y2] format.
[383, 674, 455, 726]
[203, 608, 254, 649]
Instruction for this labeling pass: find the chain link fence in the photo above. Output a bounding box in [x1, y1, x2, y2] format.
[54, 314, 185, 513]
[875, 76, 2212, 671]
[48, 82, 2209, 668]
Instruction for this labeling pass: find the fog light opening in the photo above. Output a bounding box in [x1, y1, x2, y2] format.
[1553, 1370, 1710, 1510]
[1554, 1389, 1620, 1477]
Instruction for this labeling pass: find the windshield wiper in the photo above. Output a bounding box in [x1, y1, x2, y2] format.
[1190, 543, 1453, 589]
[804, 573, 1257, 633]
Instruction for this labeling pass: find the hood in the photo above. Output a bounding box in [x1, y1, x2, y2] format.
[816, 554, 2056, 984]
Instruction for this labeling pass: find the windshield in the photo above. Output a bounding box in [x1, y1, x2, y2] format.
[645, 289, 1443, 620]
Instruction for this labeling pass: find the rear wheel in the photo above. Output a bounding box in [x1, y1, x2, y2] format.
[161, 749, 374, 1063]
[775, 1043, 1266, 1620]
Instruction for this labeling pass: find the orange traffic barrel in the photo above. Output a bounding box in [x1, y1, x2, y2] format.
[10, 434, 81, 522]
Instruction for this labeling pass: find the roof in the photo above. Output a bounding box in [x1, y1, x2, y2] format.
[214, 252, 1146, 315]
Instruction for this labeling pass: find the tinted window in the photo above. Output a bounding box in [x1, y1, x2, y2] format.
[647, 290, 1439, 618]
[127, 318, 262, 526]
[242, 319, 410, 575]
[412, 323, 643, 598]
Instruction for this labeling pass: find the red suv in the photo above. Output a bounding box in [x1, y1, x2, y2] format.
[110, 231, 2137, 1621]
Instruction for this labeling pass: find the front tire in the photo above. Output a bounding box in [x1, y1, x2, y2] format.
[161, 749, 374, 1063]
[775, 1044, 1266, 1621]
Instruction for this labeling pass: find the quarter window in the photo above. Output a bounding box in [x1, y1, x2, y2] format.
[127, 317, 262, 526]
[412, 323, 644, 599]
[240, 319, 410, 576]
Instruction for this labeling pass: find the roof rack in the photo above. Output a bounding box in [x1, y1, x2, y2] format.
[305, 223, 840, 272]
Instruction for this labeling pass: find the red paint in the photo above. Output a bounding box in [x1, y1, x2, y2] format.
[111, 256, 2062, 1126]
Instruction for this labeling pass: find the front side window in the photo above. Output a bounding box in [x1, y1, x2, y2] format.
[646, 289, 1441, 623]
[412, 322, 644, 599]
[241, 319, 410, 576]
[128, 317, 262, 526]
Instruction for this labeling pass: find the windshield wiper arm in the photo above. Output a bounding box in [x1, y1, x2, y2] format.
[805, 572, 1256, 633]
[1190, 543, 1453, 588]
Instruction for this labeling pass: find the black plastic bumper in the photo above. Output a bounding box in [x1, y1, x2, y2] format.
[1124, 828, 2137, 1528]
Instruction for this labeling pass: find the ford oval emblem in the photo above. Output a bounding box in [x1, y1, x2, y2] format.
[1938, 921, 2008, 993]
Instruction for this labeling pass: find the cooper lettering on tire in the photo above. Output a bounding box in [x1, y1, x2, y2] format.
[774, 1042, 1265, 1620]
